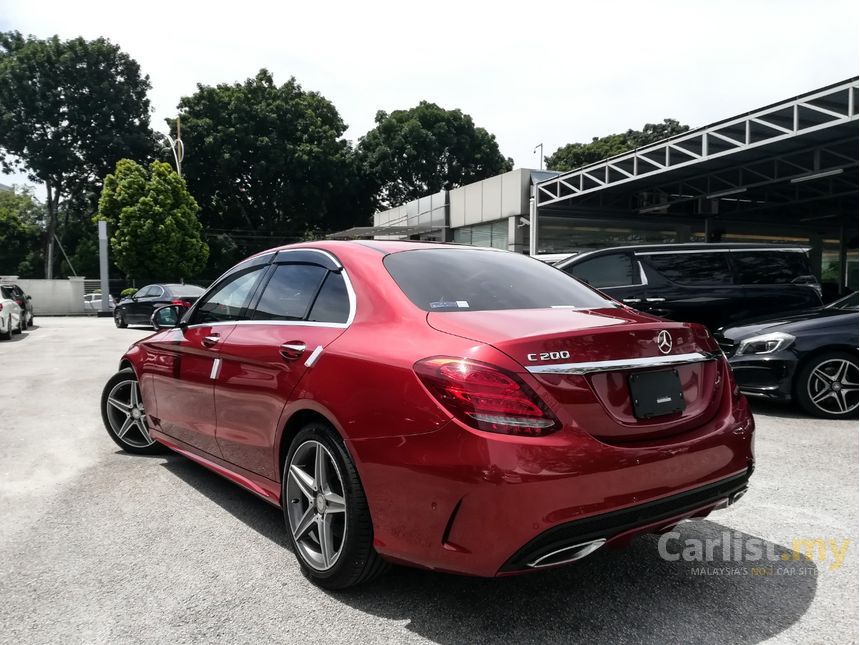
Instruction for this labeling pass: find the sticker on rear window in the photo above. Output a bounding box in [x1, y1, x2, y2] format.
[430, 300, 471, 309]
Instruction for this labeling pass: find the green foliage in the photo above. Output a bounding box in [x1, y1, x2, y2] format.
[120, 287, 137, 298]
[357, 101, 513, 209]
[0, 31, 154, 277]
[0, 186, 44, 276]
[97, 160, 209, 281]
[546, 119, 690, 171]
[173, 69, 365, 263]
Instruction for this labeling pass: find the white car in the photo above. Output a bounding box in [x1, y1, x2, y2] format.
[84, 293, 116, 312]
[0, 285, 24, 340]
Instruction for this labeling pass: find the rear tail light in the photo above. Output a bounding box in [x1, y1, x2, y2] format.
[414, 357, 560, 436]
[171, 299, 191, 307]
[15, 299, 23, 306]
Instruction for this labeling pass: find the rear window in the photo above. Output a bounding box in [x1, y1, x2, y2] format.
[170, 285, 205, 298]
[645, 252, 732, 285]
[564, 253, 636, 288]
[384, 249, 611, 312]
[731, 251, 812, 284]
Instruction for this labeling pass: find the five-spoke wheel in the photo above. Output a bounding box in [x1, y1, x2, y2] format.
[286, 440, 347, 571]
[283, 423, 389, 588]
[101, 368, 163, 454]
[796, 352, 859, 419]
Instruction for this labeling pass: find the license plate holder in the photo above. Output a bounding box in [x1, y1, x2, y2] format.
[629, 369, 685, 419]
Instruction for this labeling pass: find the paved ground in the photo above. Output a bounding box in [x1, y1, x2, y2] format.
[0, 317, 856, 644]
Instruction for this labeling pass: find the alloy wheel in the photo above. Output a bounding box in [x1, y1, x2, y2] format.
[286, 440, 347, 571]
[105, 379, 154, 448]
[806, 358, 859, 416]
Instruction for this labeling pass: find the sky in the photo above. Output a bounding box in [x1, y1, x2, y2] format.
[1, 0, 858, 197]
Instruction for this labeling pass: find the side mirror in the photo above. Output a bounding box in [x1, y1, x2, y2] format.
[151, 305, 184, 330]
[26, 295, 32, 300]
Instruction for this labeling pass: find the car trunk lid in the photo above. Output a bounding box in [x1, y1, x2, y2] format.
[427, 307, 725, 442]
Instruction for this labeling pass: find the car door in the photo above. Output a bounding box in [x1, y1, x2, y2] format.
[560, 251, 646, 307]
[729, 250, 823, 323]
[126, 285, 155, 323]
[145, 265, 269, 456]
[637, 251, 736, 328]
[213, 252, 353, 479]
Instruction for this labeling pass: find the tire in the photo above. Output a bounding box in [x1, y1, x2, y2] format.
[0, 318, 10, 341]
[100, 368, 165, 454]
[282, 422, 389, 589]
[794, 351, 859, 419]
[15, 316, 24, 334]
[114, 309, 128, 329]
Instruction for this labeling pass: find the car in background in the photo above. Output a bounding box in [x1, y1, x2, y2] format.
[101, 241, 754, 589]
[0, 282, 34, 328]
[0, 285, 24, 340]
[715, 292, 858, 419]
[114, 283, 205, 329]
[84, 293, 116, 313]
[555, 243, 822, 330]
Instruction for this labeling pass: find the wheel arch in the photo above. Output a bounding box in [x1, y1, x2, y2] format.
[276, 403, 354, 486]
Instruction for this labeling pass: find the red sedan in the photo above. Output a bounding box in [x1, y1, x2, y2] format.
[101, 241, 754, 589]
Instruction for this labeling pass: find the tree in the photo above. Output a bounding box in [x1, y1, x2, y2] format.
[97, 160, 209, 281]
[173, 69, 364, 266]
[357, 101, 513, 209]
[546, 119, 690, 171]
[0, 31, 154, 278]
[0, 186, 43, 276]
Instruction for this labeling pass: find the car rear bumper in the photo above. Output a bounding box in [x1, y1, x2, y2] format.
[727, 351, 797, 401]
[351, 393, 755, 577]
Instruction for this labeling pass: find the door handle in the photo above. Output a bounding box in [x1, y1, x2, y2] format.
[280, 342, 306, 360]
[202, 334, 220, 347]
[622, 298, 642, 304]
[645, 297, 666, 303]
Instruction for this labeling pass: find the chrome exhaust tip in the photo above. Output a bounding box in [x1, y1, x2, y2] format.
[714, 486, 749, 511]
[527, 538, 607, 569]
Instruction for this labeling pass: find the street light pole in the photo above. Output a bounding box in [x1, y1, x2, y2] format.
[533, 143, 544, 171]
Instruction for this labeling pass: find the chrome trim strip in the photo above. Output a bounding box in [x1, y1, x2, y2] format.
[304, 345, 324, 368]
[526, 350, 721, 375]
[209, 358, 221, 380]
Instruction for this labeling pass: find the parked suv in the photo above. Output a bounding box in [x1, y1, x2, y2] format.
[556, 243, 822, 329]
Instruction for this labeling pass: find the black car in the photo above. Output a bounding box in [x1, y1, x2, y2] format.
[0, 282, 34, 327]
[556, 243, 822, 329]
[114, 283, 205, 329]
[715, 292, 858, 419]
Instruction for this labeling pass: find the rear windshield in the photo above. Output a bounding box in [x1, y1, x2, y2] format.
[169, 285, 205, 297]
[383, 248, 611, 312]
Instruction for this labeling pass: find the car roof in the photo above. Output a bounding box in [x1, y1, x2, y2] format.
[556, 242, 812, 267]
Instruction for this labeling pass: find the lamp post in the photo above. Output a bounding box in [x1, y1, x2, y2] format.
[533, 143, 544, 171]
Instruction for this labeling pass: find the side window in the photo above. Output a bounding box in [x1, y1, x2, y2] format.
[732, 251, 812, 284]
[565, 253, 636, 288]
[252, 264, 327, 321]
[308, 272, 350, 323]
[191, 268, 265, 324]
[133, 286, 152, 298]
[645, 252, 732, 285]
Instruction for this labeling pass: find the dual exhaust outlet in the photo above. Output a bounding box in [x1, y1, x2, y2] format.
[526, 486, 749, 569]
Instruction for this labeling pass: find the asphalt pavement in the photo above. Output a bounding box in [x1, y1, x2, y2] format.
[0, 318, 856, 644]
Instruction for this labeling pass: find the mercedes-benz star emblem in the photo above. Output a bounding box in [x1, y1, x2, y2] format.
[656, 330, 673, 354]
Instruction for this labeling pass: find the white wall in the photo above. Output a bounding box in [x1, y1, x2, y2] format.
[12, 278, 86, 315]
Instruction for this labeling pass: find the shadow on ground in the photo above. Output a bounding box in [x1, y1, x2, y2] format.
[162, 455, 817, 644]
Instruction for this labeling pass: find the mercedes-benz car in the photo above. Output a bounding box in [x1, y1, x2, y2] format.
[715, 292, 858, 419]
[101, 241, 754, 589]
[113, 283, 205, 329]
